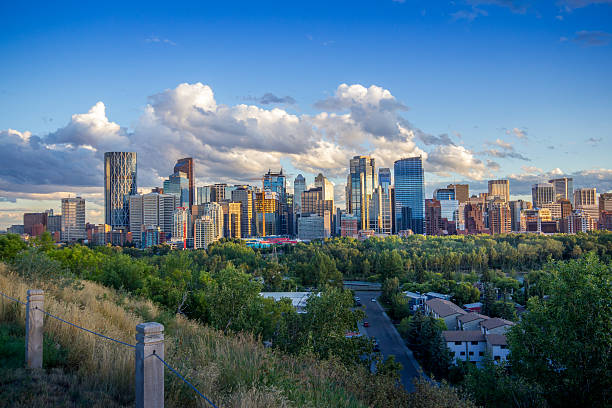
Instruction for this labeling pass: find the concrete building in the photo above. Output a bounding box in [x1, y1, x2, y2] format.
[129, 193, 177, 244]
[599, 193, 612, 217]
[23, 212, 47, 237]
[443, 331, 487, 365]
[104, 152, 137, 229]
[532, 183, 555, 207]
[314, 173, 334, 202]
[210, 183, 228, 202]
[141, 226, 162, 249]
[488, 179, 510, 202]
[464, 203, 487, 234]
[200, 202, 224, 240]
[560, 209, 597, 233]
[448, 184, 469, 204]
[509, 200, 531, 232]
[194, 216, 217, 249]
[574, 188, 599, 222]
[488, 199, 511, 234]
[297, 213, 331, 240]
[259, 292, 314, 314]
[424, 298, 466, 330]
[255, 191, 279, 236]
[486, 334, 510, 363]
[61, 197, 86, 242]
[480, 317, 515, 335]
[457, 313, 488, 331]
[425, 199, 442, 236]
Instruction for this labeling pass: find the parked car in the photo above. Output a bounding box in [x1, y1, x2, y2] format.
[371, 298, 376, 302]
[363, 321, 370, 327]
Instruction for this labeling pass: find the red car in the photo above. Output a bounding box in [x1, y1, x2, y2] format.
[363, 321, 370, 327]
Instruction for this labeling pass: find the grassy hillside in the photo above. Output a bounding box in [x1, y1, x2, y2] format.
[0, 263, 475, 407]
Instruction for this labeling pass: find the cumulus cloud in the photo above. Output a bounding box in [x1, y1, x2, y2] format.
[505, 127, 528, 139]
[2, 81, 598, 223]
[246, 93, 296, 105]
[480, 138, 530, 161]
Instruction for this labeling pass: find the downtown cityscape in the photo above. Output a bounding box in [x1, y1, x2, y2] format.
[6, 152, 612, 247]
[1, 1, 611, 408]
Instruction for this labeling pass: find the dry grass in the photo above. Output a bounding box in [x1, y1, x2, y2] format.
[0, 263, 381, 407]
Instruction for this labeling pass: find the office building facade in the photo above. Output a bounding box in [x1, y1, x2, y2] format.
[347, 156, 376, 231]
[104, 152, 137, 229]
[531, 183, 555, 207]
[394, 156, 425, 234]
[488, 180, 510, 202]
[549, 177, 573, 202]
[61, 197, 86, 241]
[174, 158, 194, 209]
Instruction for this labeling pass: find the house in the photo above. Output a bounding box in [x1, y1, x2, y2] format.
[425, 292, 451, 301]
[457, 312, 488, 331]
[424, 298, 466, 330]
[443, 330, 487, 365]
[403, 291, 428, 311]
[486, 333, 510, 363]
[480, 317, 515, 334]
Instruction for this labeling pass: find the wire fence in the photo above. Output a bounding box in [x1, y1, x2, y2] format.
[0, 289, 218, 407]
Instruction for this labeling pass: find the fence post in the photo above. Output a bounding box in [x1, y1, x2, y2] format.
[25, 289, 44, 369]
[135, 322, 164, 408]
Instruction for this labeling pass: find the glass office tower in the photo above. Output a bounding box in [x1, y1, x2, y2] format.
[104, 152, 137, 229]
[348, 155, 376, 230]
[394, 156, 424, 234]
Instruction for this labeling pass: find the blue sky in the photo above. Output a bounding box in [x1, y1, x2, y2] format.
[1, 0, 611, 228]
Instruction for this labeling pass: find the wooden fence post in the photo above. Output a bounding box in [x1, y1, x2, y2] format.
[135, 322, 164, 408]
[25, 289, 44, 368]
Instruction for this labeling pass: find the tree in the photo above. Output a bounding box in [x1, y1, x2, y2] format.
[0, 234, 27, 261]
[381, 277, 400, 305]
[507, 255, 612, 407]
[452, 282, 480, 306]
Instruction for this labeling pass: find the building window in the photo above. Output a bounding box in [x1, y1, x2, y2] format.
[460, 351, 465, 356]
[469, 351, 474, 356]
[471, 341, 479, 345]
[455, 341, 462, 345]
[479, 351, 484, 356]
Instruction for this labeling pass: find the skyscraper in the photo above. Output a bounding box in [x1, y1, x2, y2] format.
[172, 207, 192, 248]
[220, 201, 241, 238]
[531, 183, 555, 207]
[196, 186, 211, 205]
[549, 177, 573, 202]
[488, 199, 511, 234]
[174, 158, 194, 209]
[448, 184, 469, 204]
[263, 169, 289, 235]
[163, 171, 190, 208]
[488, 179, 510, 202]
[231, 185, 256, 238]
[372, 168, 393, 235]
[200, 202, 224, 240]
[293, 174, 306, 214]
[61, 197, 86, 241]
[210, 183, 228, 202]
[574, 188, 599, 222]
[347, 155, 376, 230]
[129, 192, 177, 245]
[314, 173, 334, 202]
[394, 156, 425, 234]
[104, 152, 137, 229]
[509, 200, 532, 232]
[194, 216, 216, 249]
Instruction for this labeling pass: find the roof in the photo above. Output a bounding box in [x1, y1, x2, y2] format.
[403, 291, 427, 299]
[486, 333, 508, 346]
[463, 302, 483, 309]
[458, 312, 489, 324]
[425, 298, 467, 318]
[481, 317, 515, 330]
[259, 292, 317, 311]
[443, 330, 485, 343]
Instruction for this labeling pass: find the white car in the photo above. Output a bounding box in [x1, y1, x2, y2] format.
[371, 298, 376, 302]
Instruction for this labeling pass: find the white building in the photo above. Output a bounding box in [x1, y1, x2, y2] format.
[201, 202, 224, 241]
[194, 216, 216, 249]
[259, 292, 316, 314]
[129, 193, 177, 245]
[61, 197, 86, 241]
[172, 207, 192, 243]
[443, 331, 487, 365]
[486, 333, 510, 363]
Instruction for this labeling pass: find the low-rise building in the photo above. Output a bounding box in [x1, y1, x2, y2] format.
[486, 333, 510, 363]
[259, 292, 315, 314]
[403, 291, 428, 311]
[424, 298, 466, 330]
[443, 330, 487, 365]
[457, 313, 488, 331]
[480, 317, 515, 335]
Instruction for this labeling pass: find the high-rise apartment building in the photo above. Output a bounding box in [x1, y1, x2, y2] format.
[263, 169, 290, 235]
[194, 216, 217, 249]
[448, 184, 469, 204]
[549, 177, 573, 202]
[129, 193, 177, 245]
[172, 207, 192, 248]
[599, 193, 612, 217]
[347, 156, 376, 230]
[488, 180, 510, 202]
[464, 203, 487, 234]
[488, 199, 511, 234]
[163, 171, 190, 208]
[61, 197, 86, 241]
[293, 174, 306, 213]
[256, 191, 280, 236]
[196, 186, 211, 205]
[200, 202, 224, 241]
[231, 186, 256, 238]
[174, 158, 194, 209]
[531, 183, 555, 207]
[394, 156, 424, 234]
[210, 183, 227, 202]
[104, 152, 137, 229]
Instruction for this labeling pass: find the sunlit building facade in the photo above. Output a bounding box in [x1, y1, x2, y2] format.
[394, 156, 424, 234]
[104, 152, 137, 229]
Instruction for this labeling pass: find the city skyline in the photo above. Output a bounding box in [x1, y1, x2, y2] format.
[1, 1, 612, 228]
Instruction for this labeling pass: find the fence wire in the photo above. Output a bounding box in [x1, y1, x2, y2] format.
[0, 290, 27, 305]
[153, 352, 218, 408]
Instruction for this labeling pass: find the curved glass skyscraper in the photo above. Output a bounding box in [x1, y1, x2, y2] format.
[394, 156, 424, 234]
[104, 152, 137, 229]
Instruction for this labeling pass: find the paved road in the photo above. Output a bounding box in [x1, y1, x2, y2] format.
[356, 291, 422, 392]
